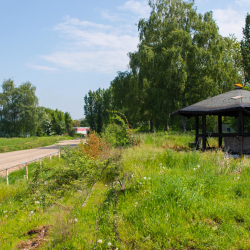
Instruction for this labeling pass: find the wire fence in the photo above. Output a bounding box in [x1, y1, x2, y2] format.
[0, 151, 61, 185]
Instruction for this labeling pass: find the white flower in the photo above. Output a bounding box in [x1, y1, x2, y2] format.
[108, 242, 112, 246]
[144, 177, 147, 180]
[30, 211, 34, 214]
[98, 239, 103, 244]
[3, 211, 7, 213]
[74, 218, 78, 222]
[237, 176, 240, 179]
[105, 185, 107, 187]
[135, 202, 138, 204]
[163, 167, 166, 169]
[35, 201, 40, 204]
[115, 248, 119, 250]
[135, 205, 137, 207]
[148, 177, 151, 180]
[197, 165, 200, 168]
[193, 168, 197, 171]
[159, 163, 162, 166]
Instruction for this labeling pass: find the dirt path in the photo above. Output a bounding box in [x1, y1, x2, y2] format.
[0, 139, 82, 175]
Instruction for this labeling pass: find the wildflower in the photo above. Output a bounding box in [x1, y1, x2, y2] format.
[74, 218, 78, 222]
[135, 202, 138, 204]
[105, 185, 107, 187]
[159, 163, 162, 166]
[115, 248, 119, 250]
[237, 176, 240, 179]
[193, 168, 197, 171]
[197, 165, 200, 168]
[108, 242, 112, 246]
[144, 177, 147, 180]
[35, 201, 40, 204]
[30, 211, 34, 214]
[98, 239, 103, 244]
[163, 167, 166, 169]
[148, 177, 151, 180]
[135, 205, 137, 207]
[3, 211, 7, 213]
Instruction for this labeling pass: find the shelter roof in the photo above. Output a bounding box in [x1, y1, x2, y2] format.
[171, 89, 250, 117]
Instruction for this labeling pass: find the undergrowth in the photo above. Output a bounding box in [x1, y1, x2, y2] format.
[1, 132, 250, 249]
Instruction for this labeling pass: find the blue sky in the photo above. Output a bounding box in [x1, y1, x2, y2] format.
[0, 0, 249, 119]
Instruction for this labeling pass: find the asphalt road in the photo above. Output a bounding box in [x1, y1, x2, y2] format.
[0, 139, 81, 176]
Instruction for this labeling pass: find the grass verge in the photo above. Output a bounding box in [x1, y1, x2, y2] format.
[0, 136, 72, 153]
[1, 132, 250, 249]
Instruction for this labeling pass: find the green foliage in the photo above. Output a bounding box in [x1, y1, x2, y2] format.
[80, 119, 89, 127]
[87, 0, 242, 132]
[1, 133, 250, 249]
[102, 124, 130, 147]
[0, 136, 71, 153]
[241, 13, 250, 85]
[0, 79, 39, 135]
[84, 88, 112, 133]
[102, 111, 132, 147]
[42, 113, 53, 135]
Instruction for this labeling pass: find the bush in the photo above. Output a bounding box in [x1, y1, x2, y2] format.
[102, 123, 130, 147]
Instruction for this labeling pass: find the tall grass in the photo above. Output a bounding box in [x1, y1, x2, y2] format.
[0, 132, 250, 249]
[0, 135, 72, 153]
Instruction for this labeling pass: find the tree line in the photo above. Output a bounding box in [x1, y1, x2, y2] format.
[0, 79, 73, 137]
[84, 0, 250, 132]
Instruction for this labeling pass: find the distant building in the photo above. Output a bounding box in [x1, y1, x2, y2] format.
[216, 123, 235, 133]
[73, 127, 89, 135]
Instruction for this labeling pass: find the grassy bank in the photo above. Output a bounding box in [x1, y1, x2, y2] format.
[0, 136, 72, 153]
[1, 132, 250, 249]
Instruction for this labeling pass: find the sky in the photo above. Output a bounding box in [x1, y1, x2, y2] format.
[0, 0, 249, 119]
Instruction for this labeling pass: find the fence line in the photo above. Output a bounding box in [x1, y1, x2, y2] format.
[0, 151, 61, 185]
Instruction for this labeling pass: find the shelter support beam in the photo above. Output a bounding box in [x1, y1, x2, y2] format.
[238, 110, 244, 155]
[202, 115, 206, 150]
[195, 115, 199, 149]
[218, 115, 222, 148]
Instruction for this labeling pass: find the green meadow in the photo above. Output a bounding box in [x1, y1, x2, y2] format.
[0, 136, 72, 153]
[0, 132, 250, 249]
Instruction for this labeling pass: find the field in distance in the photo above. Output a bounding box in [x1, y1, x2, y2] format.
[0, 136, 73, 153]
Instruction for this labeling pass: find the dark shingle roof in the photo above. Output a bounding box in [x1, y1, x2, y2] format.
[171, 89, 250, 117]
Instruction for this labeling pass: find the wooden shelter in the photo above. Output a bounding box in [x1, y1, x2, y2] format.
[171, 84, 250, 155]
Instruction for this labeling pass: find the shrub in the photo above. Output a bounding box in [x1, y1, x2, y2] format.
[79, 132, 110, 159]
[102, 123, 130, 147]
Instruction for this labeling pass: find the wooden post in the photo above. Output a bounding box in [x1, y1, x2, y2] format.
[238, 110, 244, 155]
[195, 115, 199, 149]
[26, 163, 28, 180]
[59, 152, 60, 159]
[202, 115, 206, 150]
[50, 155, 51, 161]
[6, 169, 9, 185]
[218, 114, 222, 148]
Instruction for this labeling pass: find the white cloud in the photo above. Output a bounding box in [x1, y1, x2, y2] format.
[27, 64, 58, 71]
[118, 0, 150, 17]
[101, 11, 119, 22]
[213, 7, 246, 40]
[40, 16, 139, 74]
[236, 0, 250, 6]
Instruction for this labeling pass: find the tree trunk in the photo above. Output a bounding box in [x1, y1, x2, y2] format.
[150, 119, 154, 133]
[181, 94, 186, 132]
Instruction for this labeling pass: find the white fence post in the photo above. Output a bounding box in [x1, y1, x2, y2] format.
[26, 163, 28, 180]
[6, 169, 9, 185]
